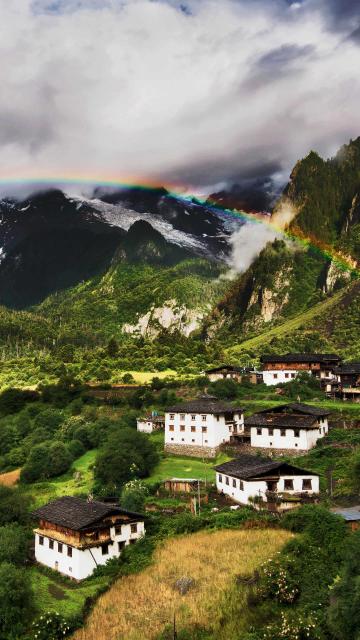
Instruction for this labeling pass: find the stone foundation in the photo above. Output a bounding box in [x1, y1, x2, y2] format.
[164, 443, 218, 458]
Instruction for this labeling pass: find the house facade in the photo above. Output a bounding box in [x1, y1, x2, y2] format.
[205, 366, 243, 382]
[33, 496, 145, 581]
[215, 455, 319, 511]
[260, 353, 341, 386]
[137, 413, 165, 433]
[165, 395, 244, 458]
[333, 363, 360, 401]
[246, 403, 330, 451]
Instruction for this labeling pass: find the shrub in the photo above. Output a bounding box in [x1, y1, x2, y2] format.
[121, 480, 149, 512]
[0, 562, 34, 638]
[0, 524, 30, 565]
[31, 611, 71, 640]
[0, 484, 30, 525]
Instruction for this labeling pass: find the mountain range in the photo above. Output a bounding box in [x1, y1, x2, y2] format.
[1, 137, 360, 385]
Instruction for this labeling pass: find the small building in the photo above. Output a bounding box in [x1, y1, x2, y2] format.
[165, 394, 244, 458]
[137, 413, 165, 433]
[32, 496, 145, 581]
[163, 478, 201, 493]
[205, 365, 261, 384]
[260, 353, 341, 386]
[333, 363, 360, 401]
[246, 403, 330, 451]
[331, 506, 360, 531]
[214, 454, 319, 511]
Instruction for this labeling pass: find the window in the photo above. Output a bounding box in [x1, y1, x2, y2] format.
[284, 479, 294, 490]
[291, 373, 295, 379]
[191, 426, 196, 432]
[180, 414, 185, 420]
[204, 439, 208, 443]
[131, 523, 138, 534]
[49, 539, 54, 550]
[58, 543, 63, 553]
[202, 415, 207, 422]
[268, 428, 274, 436]
[191, 415, 196, 421]
[169, 425, 174, 431]
[39, 536, 44, 546]
[319, 428, 322, 434]
[115, 525, 122, 535]
[240, 481, 244, 491]
[225, 476, 229, 485]
[216, 416, 220, 421]
[302, 479, 312, 490]
[169, 414, 174, 420]
[118, 541, 126, 551]
[232, 478, 237, 488]
[218, 474, 222, 483]
[285, 373, 289, 379]
[294, 429, 300, 438]
[180, 425, 185, 432]
[202, 426, 207, 433]
[170, 437, 174, 441]
[101, 543, 109, 556]
[67, 546, 72, 558]
[181, 438, 185, 442]
[273, 373, 278, 379]
[281, 429, 286, 437]
[256, 428, 262, 435]
[191, 438, 195, 442]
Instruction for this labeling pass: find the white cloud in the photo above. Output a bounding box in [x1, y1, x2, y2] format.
[0, 0, 359, 194]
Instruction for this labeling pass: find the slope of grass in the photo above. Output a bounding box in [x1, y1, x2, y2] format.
[72, 528, 292, 640]
[145, 451, 231, 485]
[24, 450, 97, 508]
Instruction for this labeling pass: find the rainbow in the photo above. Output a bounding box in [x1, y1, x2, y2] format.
[0, 173, 358, 276]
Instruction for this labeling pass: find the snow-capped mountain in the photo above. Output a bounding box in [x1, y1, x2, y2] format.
[0, 187, 242, 308]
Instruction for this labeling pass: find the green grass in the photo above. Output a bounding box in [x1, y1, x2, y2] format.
[225, 289, 345, 357]
[29, 566, 108, 618]
[24, 450, 97, 508]
[145, 451, 231, 485]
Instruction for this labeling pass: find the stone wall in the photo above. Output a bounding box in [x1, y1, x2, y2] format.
[164, 443, 218, 459]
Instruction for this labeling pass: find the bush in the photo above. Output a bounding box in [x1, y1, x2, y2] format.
[0, 562, 34, 638]
[0, 485, 30, 525]
[0, 524, 30, 565]
[31, 611, 71, 640]
[121, 480, 148, 512]
[327, 530, 360, 640]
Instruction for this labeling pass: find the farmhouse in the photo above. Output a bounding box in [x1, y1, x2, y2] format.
[333, 363, 360, 401]
[246, 403, 330, 451]
[205, 365, 260, 384]
[165, 394, 244, 458]
[163, 478, 201, 493]
[260, 353, 341, 386]
[137, 413, 165, 433]
[32, 496, 145, 581]
[214, 454, 319, 511]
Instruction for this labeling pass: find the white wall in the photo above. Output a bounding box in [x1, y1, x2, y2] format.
[165, 411, 244, 450]
[262, 370, 299, 386]
[216, 472, 319, 505]
[137, 419, 153, 433]
[34, 521, 145, 581]
[250, 419, 328, 451]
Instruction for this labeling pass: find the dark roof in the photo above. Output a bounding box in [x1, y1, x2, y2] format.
[214, 454, 318, 480]
[259, 403, 331, 417]
[334, 363, 360, 375]
[167, 395, 244, 414]
[245, 413, 318, 429]
[32, 496, 143, 531]
[261, 353, 340, 364]
[331, 506, 360, 521]
[205, 365, 243, 373]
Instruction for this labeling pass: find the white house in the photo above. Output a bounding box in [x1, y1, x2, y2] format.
[165, 394, 244, 458]
[214, 454, 320, 510]
[137, 413, 165, 433]
[32, 496, 145, 581]
[246, 403, 330, 451]
[260, 353, 341, 386]
[205, 365, 244, 382]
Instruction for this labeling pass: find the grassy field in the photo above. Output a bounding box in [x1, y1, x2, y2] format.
[72, 528, 292, 640]
[25, 450, 97, 508]
[225, 289, 344, 357]
[30, 567, 108, 618]
[0, 467, 20, 486]
[146, 451, 231, 485]
[114, 370, 177, 384]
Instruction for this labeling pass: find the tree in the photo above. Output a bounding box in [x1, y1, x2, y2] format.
[95, 428, 159, 492]
[0, 562, 33, 638]
[0, 485, 30, 525]
[107, 337, 119, 358]
[20, 440, 72, 483]
[0, 524, 29, 565]
[121, 480, 148, 512]
[122, 373, 135, 384]
[208, 378, 239, 399]
[328, 530, 360, 639]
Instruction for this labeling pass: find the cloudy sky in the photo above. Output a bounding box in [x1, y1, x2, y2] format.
[0, 0, 359, 197]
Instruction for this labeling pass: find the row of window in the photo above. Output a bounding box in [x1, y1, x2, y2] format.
[168, 437, 209, 443]
[168, 425, 207, 433]
[255, 427, 301, 437]
[39, 536, 73, 557]
[169, 414, 208, 421]
[218, 475, 313, 491]
[270, 373, 296, 379]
